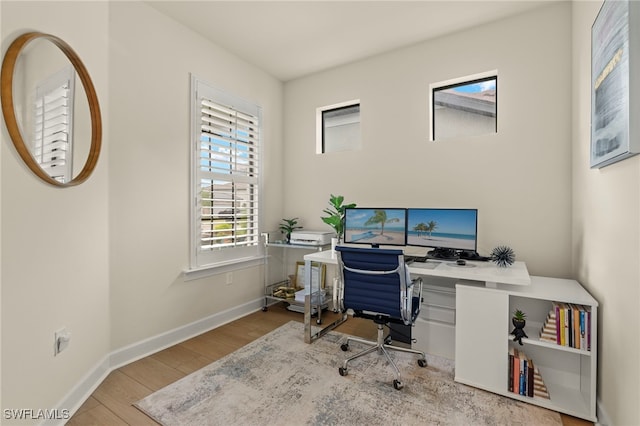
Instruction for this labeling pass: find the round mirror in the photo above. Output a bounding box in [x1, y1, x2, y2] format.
[1, 32, 101, 187]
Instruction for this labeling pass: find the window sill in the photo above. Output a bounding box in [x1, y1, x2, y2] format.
[183, 255, 265, 281]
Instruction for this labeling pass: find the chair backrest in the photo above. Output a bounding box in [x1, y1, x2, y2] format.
[336, 246, 410, 322]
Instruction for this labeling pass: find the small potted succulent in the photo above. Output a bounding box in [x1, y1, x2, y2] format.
[511, 309, 528, 345]
[279, 217, 302, 244]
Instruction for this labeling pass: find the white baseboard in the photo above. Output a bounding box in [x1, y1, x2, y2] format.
[49, 297, 264, 425]
[51, 297, 610, 426]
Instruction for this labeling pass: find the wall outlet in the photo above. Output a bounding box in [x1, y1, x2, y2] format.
[54, 328, 71, 356]
[226, 272, 233, 285]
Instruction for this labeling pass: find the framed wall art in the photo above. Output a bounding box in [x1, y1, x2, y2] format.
[591, 0, 640, 168]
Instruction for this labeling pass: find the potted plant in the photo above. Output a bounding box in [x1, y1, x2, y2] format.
[321, 194, 356, 242]
[279, 217, 302, 244]
[511, 309, 528, 345]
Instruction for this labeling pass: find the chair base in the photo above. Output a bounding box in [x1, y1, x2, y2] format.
[338, 323, 427, 390]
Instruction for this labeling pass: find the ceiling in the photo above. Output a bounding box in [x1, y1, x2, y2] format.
[148, 1, 555, 82]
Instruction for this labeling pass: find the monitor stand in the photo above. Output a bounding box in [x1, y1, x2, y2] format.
[427, 247, 458, 261]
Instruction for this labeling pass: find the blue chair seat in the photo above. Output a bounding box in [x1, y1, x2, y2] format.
[336, 246, 427, 390]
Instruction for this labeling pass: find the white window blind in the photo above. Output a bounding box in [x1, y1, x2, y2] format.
[33, 66, 75, 183]
[192, 77, 262, 268]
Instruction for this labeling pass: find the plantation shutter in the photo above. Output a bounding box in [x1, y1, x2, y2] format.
[193, 79, 261, 267]
[33, 66, 75, 183]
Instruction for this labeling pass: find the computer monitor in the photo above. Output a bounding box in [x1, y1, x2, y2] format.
[343, 208, 407, 247]
[406, 208, 478, 259]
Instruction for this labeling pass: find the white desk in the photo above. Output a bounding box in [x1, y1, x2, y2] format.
[302, 249, 530, 343]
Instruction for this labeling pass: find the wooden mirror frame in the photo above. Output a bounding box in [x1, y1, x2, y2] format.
[1, 32, 102, 187]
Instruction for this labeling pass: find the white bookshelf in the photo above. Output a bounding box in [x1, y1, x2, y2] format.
[455, 276, 598, 422]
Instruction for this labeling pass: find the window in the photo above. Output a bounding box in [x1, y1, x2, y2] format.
[316, 100, 361, 153]
[430, 72, 497, 141]
[33, 65, 76, 183]
[191, 77, 262, 269]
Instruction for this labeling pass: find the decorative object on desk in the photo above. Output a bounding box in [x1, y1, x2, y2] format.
[279, 217, 302, 243]
[490, 245, 515, 267]
[135, 321, 562, 426]
[511, 309, 528, 345]
[321, 194, 356, 242]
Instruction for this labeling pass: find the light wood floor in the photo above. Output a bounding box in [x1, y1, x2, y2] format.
[68, 303, 592, 425]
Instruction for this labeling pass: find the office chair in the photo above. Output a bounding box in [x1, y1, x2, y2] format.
[335, 246, 427, 390]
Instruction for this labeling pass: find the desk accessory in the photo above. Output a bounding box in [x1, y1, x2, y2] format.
[279, 217, 302, 243]
[511, 309, 528, 345]
[491, 245, 515, 267]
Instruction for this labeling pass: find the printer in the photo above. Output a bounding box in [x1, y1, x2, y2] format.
[289, 230, 335, 246]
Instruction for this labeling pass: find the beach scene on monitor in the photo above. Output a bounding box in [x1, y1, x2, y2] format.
[344, 209, 406, 246]
[406, 209, 477, 250]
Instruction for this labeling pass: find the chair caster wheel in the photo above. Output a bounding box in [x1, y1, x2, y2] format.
[316, 319, 322, 325]
[418, 359, 427, 367]
[340, 343, 349, 351]
[393, 380, 403, 390]
[384, 336, 392, 345]
[261, 306, 268, 312]
[339, 367, 348, 376]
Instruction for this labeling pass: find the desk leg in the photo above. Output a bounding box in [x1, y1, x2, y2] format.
[304, 293, 311, 344]
[304, 258, 313, 343]
[304, 259, 346, 343]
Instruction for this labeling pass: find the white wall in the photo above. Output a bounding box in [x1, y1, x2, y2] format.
[1, 0, 284, 419]
[3, 1, 637, 424]
[283, 3, 572, 278]
[572, 2, 640, 424]
[1, 0, 110, 418]
[107, 2, 284, 349]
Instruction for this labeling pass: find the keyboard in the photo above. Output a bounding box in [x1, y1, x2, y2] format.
[404, 256, 427, 263]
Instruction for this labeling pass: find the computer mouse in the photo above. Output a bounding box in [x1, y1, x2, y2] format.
[456, 259, 466, 266]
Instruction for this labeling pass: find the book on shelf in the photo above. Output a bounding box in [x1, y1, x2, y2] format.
[546, 301, 591, 351]
[508, 347, 514, 392]
[570, 303, 581, 349]
[507, 347, 549, 399]
[527, 359, 535, 397]
[585, 305, 592, 351]
[564, 302, 571, 347]
[519, 351, 526, 396]
[510, 347, 520, 393]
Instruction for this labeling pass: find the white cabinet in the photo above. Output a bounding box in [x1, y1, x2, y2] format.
[413, 278, 457, 359]
[455, 276, 598, 422]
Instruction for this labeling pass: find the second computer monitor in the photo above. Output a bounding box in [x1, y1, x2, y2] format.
[406, 208, 478, 252]
[343, 208, 407, 247]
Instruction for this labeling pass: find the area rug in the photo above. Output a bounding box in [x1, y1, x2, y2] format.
[135, 321, 561, 425]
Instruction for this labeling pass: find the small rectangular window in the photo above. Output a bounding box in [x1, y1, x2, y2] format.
[430, 72, 497, 141]
[316, 100, 360, 153]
